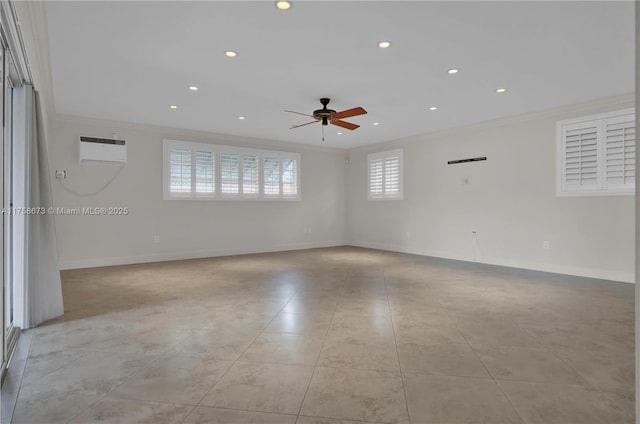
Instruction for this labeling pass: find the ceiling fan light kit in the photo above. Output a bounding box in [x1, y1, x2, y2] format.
[286, 98, 367, 141]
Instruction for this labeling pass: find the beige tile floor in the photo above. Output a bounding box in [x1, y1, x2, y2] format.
[1, 246, 634, 423]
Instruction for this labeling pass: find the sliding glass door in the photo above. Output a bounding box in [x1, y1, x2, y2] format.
[0, 41, 6, 379]
[4, 44, 15, 355]
[0, 1, 31, 382]
[1, 36, 20, 380]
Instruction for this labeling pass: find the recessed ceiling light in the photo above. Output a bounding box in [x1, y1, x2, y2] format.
[225, 50, 238, 58]
[373, 122, 380, 126]
[337, 132, 343, 135]
[275, 1, 291, 10]
[496, 88, 507, 93]
[188, 85, 198, 91]
[169, 105, 178, 109]
[377, 41, 391, 49]
[429, 106, 438, 111]
[447, 69, 459, 74]
[238, 116, 246, 120]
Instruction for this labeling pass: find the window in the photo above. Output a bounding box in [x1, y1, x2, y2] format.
[557, 109, 635, 196]
[368, 148, 403, 200]
[163, 140, 301, 200]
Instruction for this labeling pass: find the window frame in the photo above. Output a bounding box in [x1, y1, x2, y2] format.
[556, 108, 635, 197]
[163, 139, 301, 201]
[367, 148, 404, 201]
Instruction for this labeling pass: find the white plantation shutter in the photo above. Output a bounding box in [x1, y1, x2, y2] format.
[195, 150, 214, 194]
[561, 122, 600, 190]
[604, 114, 635, 189]
[264, 156, 280, 196]
[169, 148, 191, 194]
[384, 155, 401, 198]
[368, 149, 403, 200]
[282, 158, 298, 198]
[242, 154, 259, 196]
[221, 152, 240, 195]
[368, 158, 383, 199]
[163, 140, 300, 200]
[557, 109, 635, 196]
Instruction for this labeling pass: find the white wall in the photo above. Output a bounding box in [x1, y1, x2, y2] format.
[347, 95, 635, 283]
[49, 115, 348, 269]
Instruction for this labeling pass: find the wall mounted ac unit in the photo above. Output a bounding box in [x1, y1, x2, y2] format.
[79, 136, 126, 165]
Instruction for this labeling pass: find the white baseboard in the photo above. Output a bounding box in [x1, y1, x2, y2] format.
[59, 240, 348, 270]
[59, 239, 635, 284]
[349, 240, 635, 284]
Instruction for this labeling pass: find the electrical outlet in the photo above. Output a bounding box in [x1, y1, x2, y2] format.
[543, 240, 550, 250]
[153, 235, 160, 243]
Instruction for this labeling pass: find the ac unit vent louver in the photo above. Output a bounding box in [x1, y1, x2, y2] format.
[79, 136, 126, 165]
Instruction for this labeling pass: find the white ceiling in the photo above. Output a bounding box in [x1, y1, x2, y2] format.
[45, 1, 634, 149]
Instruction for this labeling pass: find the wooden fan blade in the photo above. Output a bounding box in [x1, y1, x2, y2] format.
[331, 119, 359, 130]
[290, 120, 319, 129]
[285, 110, 315, 118]
[332, 107, 367, 119]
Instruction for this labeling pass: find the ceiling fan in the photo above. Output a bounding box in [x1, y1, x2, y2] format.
[285, 98, 367, 141]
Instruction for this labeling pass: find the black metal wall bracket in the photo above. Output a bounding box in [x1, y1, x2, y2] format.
[447, 157, 487, 165]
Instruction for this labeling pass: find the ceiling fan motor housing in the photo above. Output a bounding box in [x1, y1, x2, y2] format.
[313, 98, 335, 125]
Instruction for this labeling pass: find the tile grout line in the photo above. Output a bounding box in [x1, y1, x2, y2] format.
[489, 378, 527, 424]
[177, 404, 199, 424]
[439, 296, 527, 424]
[481, 316, 609, 393]
[15, 335, 103, 424]
[63, 332, 196, 424]
[35, 270, 305, 424]
[545, 347, 615, 394]
[63, 396, 104, 424]
[7, 330, 35, 424]
[104, 329, 195, 388]
[294, 277, 344, 422]
[189, 282, 306, 413]
[179, 404, 300, 421]
[300, 412, 398, 424]
[16, 348, 92, 389]
[383, 271, 412, 424]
